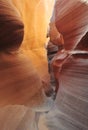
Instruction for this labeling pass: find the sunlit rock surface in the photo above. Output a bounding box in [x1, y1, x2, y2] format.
[0, 0, 51, 107]
[0, 0, 54, 130]
[12, 0, 55, 80]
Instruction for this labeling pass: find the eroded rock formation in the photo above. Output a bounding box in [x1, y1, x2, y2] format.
[0, 0, 54, 129]
[0, 0, 88, 130]
[46, 0, 88, 130]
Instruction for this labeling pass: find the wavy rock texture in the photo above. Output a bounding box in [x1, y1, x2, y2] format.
[0, 0, 54, 130]
[0, 0, 52, 108]
[0, 0, 88, 130]
[46, 55, 88, 130]
[55, 0, 88, 50]
[45, 1, 88, 130]
[0, 0, 24, 51]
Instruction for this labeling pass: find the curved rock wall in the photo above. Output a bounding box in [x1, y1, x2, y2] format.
[0, 1, 54, 129]
[45, 1, 88, 130]
[0, 1, 49, 130]
[54, 0, 88, 50]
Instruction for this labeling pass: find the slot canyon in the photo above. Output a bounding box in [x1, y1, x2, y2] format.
[0, 0, 88, 130]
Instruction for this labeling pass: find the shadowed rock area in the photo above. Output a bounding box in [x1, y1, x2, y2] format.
[44, 0, 88, 130]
